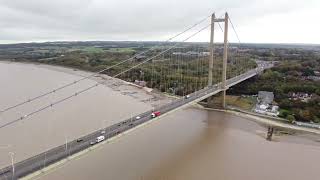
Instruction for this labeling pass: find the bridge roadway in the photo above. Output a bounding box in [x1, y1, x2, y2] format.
[0, 64, 271, 180]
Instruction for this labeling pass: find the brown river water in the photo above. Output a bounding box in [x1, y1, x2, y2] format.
[1, 62, 320, 180]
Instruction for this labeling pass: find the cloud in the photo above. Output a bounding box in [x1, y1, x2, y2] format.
[0, 0, 319, 44]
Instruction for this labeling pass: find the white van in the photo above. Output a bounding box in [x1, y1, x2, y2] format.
[96, 135, 105, 143]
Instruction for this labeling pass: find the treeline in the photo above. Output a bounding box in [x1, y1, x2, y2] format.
[19, 46, 256, 96]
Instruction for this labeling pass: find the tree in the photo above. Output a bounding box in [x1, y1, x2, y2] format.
[302, 67, 314, 76]
[278, 109, 290, 118]
[316, 89, 320, 96]
[297, 110, 312, 122]
[287, 115, 296, 123]
[279, 99, 293, 109]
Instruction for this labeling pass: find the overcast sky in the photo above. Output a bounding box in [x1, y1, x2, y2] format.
[0, 0, 319, 44]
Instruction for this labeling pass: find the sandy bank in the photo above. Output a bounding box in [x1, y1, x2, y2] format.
[1, 60, 175, 108]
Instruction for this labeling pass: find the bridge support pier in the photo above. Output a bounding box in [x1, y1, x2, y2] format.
[205, 92, 224, 109]
[266, 126, 274, 141]
[221, 89, 226, 108]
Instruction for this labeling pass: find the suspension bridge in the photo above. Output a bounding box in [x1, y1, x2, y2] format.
[0, 12, 274, 179]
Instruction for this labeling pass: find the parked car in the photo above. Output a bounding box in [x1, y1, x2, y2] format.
[135, 116, 141, 120]
[76, 139, 83, 142]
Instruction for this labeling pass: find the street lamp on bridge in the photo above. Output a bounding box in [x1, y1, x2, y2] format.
[8, 152, 15, 180]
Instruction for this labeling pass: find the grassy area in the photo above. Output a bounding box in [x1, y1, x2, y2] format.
[226, 95, 256, 111]
[82, 47, 105, 53]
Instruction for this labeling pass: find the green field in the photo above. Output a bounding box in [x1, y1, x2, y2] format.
[226, 95, 257, 110]
[106, 48, 136, 53]
[82, 47, 105, 53]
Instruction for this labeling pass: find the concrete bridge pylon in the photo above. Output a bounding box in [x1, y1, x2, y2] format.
[207, 12, 229, 108]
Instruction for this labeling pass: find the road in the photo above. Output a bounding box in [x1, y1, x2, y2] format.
[0, 62, 273, 180]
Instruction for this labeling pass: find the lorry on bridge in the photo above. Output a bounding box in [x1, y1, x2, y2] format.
[151, 111, 161, 118]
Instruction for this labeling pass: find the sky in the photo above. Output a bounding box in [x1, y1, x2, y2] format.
[0, 0, 319, 44]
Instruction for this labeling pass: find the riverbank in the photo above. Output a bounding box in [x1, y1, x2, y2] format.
[201, 107, 320, 137]
[0, 60, 175, 108]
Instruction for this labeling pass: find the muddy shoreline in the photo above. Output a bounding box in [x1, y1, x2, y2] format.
[0, 60, 175, 108]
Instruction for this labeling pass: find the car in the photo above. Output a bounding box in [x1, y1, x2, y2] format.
[90, 141, 96, 145]
[76, 139, 83, 142]
[129, 123, 134, 127]
[96, 135, 105, 143]
[101, 130, 106, 134]
[135, 116, 141, 120]
[185, 95, 190, 99]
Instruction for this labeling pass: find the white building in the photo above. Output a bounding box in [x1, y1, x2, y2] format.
[254, 91, 279, 117]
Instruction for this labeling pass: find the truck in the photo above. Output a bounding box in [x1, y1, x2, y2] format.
[151, 111, 161, 118]
[96, 135, 105, 143]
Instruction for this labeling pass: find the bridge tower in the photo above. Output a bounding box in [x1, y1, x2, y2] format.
[208, 12, 229, 108]
[207, 13, 215, 87]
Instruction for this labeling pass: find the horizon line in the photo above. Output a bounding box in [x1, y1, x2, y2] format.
[0, 40, 320, 46]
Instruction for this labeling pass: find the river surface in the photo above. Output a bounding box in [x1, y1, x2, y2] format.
[1, 62, 320, 180]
